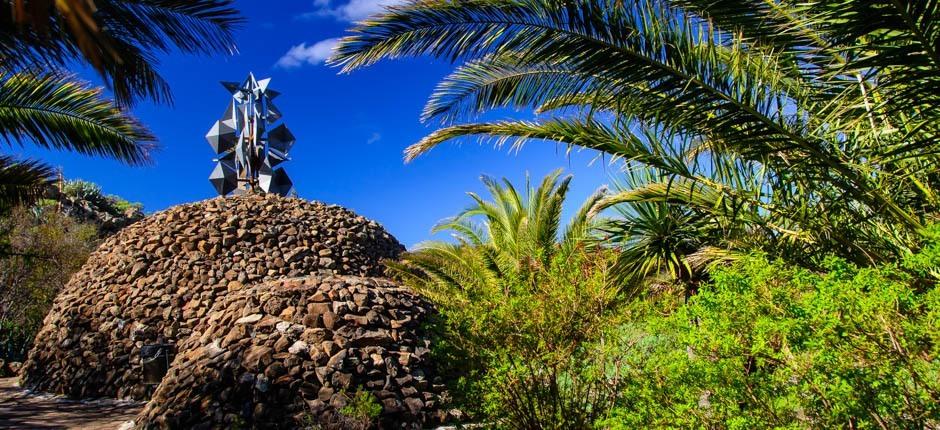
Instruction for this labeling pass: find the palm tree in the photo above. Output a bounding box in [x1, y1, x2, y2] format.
[388, 171, 620, 428]
[0, 0, 242, 208]
[388, 170, 609, 350]
[331, 0, 940, 274]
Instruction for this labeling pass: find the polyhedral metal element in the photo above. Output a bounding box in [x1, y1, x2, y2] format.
[206, 72, 295, 196]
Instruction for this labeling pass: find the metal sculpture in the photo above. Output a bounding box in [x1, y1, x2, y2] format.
[207, 72, 294, 196]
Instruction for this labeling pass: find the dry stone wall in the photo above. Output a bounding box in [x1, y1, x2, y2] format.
[137, 275, 451, 429]
[21, 194, 404, 400]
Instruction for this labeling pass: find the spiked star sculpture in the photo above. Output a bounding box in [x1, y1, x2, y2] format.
[207, 72, 295, 196]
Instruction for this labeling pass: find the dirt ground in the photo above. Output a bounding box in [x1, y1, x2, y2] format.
[0, 378, 141, 429]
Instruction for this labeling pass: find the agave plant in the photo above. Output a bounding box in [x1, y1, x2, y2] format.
[332, 0, 940, 275]
[0, 0, 242, 209]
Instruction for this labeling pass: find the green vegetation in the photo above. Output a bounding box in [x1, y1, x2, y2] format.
[390, 172, 622, 427]
[601, 247, 940, 428]
[392, 174, 940, 428]
[0, 178, 141, 362]
[298, 389, 383, 429]
[61, 179, 143, 217]
[332, 1, 940, 427]
[0, 0, 242, 209]
[0, 206, 97, 361]
[339, 389, 383, 423]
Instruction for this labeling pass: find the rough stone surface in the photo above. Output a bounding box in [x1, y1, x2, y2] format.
[136, 275, 448, 429]
[20, 194, 404, 401]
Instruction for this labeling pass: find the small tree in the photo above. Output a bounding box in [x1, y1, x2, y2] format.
[389, 172, 624, 427]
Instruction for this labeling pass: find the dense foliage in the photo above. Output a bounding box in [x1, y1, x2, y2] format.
[603, 246, 940, 428]
[333, 0, 940, 283]
[0, 206, 97, 361]
[336, 3, 940, 424]
[395, 175, 940, 427]
[389, 172, 626, 427]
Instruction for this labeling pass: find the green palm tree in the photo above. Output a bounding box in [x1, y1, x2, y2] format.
[388, 170, 608, 349]
[389, 171, 620, 428]
[331, 0, 940, 272]
[0, 0, 242, 208]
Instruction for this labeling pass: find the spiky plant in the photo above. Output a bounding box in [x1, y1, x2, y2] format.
[332, 0, 940, 275]
[388, 171, 620, 427]
[0, 0, 242, 208]
[388, 170, 610, 352]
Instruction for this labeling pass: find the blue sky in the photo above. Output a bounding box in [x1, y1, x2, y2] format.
[19, 0, 615, 248]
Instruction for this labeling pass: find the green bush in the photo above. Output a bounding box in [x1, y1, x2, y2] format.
[340, 389, 382, 422]
[0, 207, 98, 361]
[602, 245, 940, 428]
[417, 247, 626, 429]
[390, 172, 628, 428]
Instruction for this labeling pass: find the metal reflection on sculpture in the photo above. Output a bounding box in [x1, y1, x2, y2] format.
[207, 72, 294, 196]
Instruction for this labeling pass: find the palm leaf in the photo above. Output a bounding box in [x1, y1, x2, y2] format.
[0, 155, 55, 210]
[0, 71, 155, 165]
[2, 0, 243, 105]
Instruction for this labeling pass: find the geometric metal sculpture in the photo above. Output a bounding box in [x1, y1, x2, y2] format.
[207, 72, 294, 196]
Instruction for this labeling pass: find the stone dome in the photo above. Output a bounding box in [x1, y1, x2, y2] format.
[135, 275, 449, 429]
[21, 194, 405, 400]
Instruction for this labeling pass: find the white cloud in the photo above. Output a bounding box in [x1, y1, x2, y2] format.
[304, 0, 408, 22]
[275, 38, 340, 69]
[366, 132, 381, 144]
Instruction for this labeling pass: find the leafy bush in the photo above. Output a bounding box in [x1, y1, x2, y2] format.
[391, 172, 625, 428]
[0, 207, 97, 361]
[340, 389, 382, 422]
[602, 246, 940, 428]
[418, 247, 625, 429]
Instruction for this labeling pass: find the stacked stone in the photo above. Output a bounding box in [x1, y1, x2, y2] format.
[137, 275, 450, 429]
[20, 193, 404, 400]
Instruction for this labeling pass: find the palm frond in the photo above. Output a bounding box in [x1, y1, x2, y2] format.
[562, 184, 607, 250]
[0, 72, 156, 165]
[341, 0, 940, 270]
[390, 172, 604, 305]
[2, 0, 243, 105]
[0, 155, 55, 211]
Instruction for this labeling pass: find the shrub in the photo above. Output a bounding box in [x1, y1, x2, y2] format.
[416, 247, 626, 428]
[340, 389, 382, 422]
[392, 173, 634, 428]
[0, 207, 97, 361]
[602, 245, 940, 428]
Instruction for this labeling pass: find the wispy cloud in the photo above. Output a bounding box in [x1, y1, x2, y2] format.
[279, 1, 408, 69]
[366, 132, 381, 144]
[275, 38, 340, 69]
[301, 0, 407, 22]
